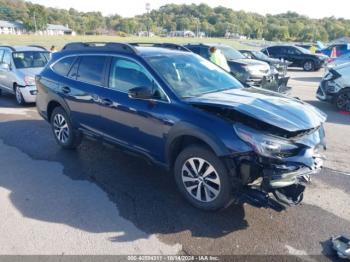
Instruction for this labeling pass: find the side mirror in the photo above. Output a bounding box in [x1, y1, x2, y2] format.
[0, 63, 10, 71]
[128, 86, 154, 100]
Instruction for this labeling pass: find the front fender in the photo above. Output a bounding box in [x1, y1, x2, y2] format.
[165, 121, 231, 165]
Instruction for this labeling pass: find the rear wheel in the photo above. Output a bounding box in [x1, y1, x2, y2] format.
[335, 89, 350, 112]
[50, 107, 82, 149]
[15, 85, 25, 105]
[303, 60, 315, 71]
[174, 145, 233, 211]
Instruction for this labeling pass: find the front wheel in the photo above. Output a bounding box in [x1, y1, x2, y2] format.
[15, 85, 25, 105]
[174, 145, 233, 211]
[335, 89, 350, 112]
[50, 107, 82, 149]
[303, 60, 315, 71]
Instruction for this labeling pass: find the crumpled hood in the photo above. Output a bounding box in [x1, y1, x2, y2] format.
[186, 88, 327, 132]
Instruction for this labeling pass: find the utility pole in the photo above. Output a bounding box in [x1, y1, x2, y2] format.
[33, 12, 37, 33]
[145, 3, 151, 37]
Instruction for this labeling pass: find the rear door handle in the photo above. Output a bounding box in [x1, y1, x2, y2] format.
[101, 98, 113, 106]
[61, 86, 71, 94]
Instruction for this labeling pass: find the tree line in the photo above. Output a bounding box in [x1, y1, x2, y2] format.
[1, 0, 349, 41]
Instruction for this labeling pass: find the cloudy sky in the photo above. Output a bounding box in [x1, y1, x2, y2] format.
[27, 0, 349, 19]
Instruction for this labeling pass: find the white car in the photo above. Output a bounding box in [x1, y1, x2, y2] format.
[317, 62, 350, 112]
[0, 45, 50, 105]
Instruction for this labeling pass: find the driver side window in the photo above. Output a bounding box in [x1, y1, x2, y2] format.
[109, 57, 167, 101]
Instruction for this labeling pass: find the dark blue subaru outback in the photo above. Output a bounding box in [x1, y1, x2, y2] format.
[36, 42, 327, 210]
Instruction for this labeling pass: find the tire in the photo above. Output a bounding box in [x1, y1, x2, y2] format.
[50, 107, 82, 149]
[15, 85, 26, 105]
[303, 60, 315, 71]
[174, 145, 233, 211]
[335, 89, 350, 112]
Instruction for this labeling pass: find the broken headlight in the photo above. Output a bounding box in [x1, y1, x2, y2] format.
[234, 124, 299, 159]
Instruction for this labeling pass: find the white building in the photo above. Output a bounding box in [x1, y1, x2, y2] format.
[169, 30, 195, 37]
[43, 24, 75, 36]
[0, 20, 25, 35]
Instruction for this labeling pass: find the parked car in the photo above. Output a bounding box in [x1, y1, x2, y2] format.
[318, 43, 350, 57]
[183, 43, 277, 87]
[261, 45, 328, 71]
[36, 42, 327, 210]
[317, 62, 350, 112]
[240, 49, 291, 92]
[0, 45, 50, 104]
[326, 53, 350, 71]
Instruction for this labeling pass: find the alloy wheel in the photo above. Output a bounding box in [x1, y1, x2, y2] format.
[181, 157, 221, 202]
[304, 61, 313, 71]
[336, 92, 350, 112]
[53, 114, 70, 143]
[15, 86, 23, 104]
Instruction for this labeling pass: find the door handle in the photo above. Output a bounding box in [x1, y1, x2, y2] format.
[61, 86, 71, 94]
[101, 98, 113, 106]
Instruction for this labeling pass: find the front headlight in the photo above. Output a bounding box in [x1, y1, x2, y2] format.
[24, 76, 36, 86]
[234, 124, 299, 159]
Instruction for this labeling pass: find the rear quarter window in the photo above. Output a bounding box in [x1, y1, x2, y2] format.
[52, 56, 76, 76]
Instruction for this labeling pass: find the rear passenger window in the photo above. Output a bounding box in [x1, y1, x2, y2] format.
[53, 56, 76, 76]
[77, 56, 107, 85]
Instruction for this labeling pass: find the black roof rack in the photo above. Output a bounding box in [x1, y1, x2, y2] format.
[61, 42, 137, 54]
[129, 42, 191, 52]
[28, 45, 47, 51]
[0, 45, 16, 51]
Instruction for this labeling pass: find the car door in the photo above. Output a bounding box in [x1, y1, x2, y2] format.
[56, 55, 109, 136]
[98, 56, 172, 161]
[0, 49, 15, 91]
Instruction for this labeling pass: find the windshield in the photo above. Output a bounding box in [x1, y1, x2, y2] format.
[12, 51, 50, 69]
[217, 46, 245, 60]
[252, 51, 270, 60]
[146, 53, 243, 98]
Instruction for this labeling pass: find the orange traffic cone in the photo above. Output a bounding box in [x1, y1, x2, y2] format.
[330, 46, 337, 58]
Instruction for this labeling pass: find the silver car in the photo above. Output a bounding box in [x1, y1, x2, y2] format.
[0, 45, 50, 105]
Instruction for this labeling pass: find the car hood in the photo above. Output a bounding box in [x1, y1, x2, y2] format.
[186, 88, 327, 132]
[16, 67, 44, 77]
[230, 58, 269, 67]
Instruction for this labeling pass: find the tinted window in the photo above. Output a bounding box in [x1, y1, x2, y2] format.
[109, 58, 167, 100]
[12, 51, 49, 68]
[53, 56, 76, 76]
[77, 56, 107, 85]
[200, 47, 210, 59]
[268, 46, 283, 55]
[68, 59, 79, 79]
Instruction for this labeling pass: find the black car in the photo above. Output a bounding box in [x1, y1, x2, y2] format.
[261, 45, 328, 71]
[184, 43, 274, 86]
[36, 42, 327, 211]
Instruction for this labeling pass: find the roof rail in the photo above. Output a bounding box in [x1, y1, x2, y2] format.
[61, 42, 137, 54]
[0, 45, 16, 51]
[129, 42, 191, 52]
[28, 45, 47, 51]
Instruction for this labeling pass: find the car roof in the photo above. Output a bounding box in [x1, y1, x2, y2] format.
[0, 45, 48, 52]
[135, 46, 190, 57]
[185, 43, 231, 48]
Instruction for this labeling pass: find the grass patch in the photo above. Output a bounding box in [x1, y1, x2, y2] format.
[0, 35, 266, 50]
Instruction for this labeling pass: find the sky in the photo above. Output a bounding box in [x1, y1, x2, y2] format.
[27, 0, 350, 19]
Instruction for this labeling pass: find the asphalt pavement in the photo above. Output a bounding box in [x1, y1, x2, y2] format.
[0, 69, 349, 258]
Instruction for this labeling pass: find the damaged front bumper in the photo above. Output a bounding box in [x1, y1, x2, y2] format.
[234, 128, 326, 207]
